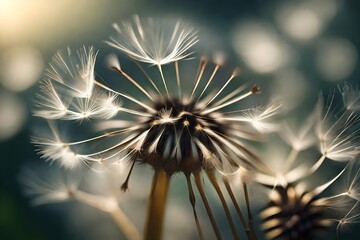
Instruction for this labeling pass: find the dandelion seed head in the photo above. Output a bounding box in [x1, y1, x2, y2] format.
[261, 185, 333, 240]
[33, 15, 279, 193]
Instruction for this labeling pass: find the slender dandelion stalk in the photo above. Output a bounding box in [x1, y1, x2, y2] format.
[222, 176, 251, 239]
[144, 169, 171, 240]
[69, 189, 141, 240]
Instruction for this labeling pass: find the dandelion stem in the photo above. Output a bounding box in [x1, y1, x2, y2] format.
[308, 155, 326, 176]
[185, 174, 205, 240]
[120, 160, 136, 191]
[283, 148, 299, 172]
[315, 192, 348, 204]
[305, 164, 349, 204]
[194, 171, 222, 240]
[144, 169, 171, 240]
[113, 66, 154, 101]
[243, 183, 257, 240]
[206, 169, 239, 239]
[175, 61, 181, 98]
[70, 190, 140, 240]
[134, 60, 163, 97]
[202, 68, 239, 109]
[110, 207, 142, 240]
[202, 90, 253, 115]
[94, 80, 157, 113]
[196, 64, 220, 103]
[191, 58, 207, 100]
[157, 64, 170, 98]
[223, 176, 252, 239]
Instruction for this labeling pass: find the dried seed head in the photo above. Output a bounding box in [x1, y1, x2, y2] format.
[261, 185, 333, 240]
[33, 17, 278, 181]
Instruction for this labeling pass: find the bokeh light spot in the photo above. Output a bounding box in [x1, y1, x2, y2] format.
[0, 46, 43, 92]
[277, 6, 321, 42]
[0, 91, 27, 141]
[232, 22, 289, 74]
[315, 37, 358, 82]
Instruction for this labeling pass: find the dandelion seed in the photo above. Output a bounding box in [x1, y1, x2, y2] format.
[315, 93, 360, 162]
[106, 15, 198, 66]
[345, 159, 360, 201]
[32, 122, 87, 169]
[20, 167, 78, 205]
[218, 101, 282, 133]
[335, 201, 360, 237]
[46, 46, 97, 98]
[107, 15, 198, 98]
[280, 112, 317, 152]
[340, 83, 360, 112]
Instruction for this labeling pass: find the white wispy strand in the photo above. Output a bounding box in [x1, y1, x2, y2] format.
[218, 102, 282, 133]
[315, 94, 360, 162]
[34, 80, 69, 119]
[280, 113, 317, 151]
[346, 159, 360, 201]
[34, 47, 131, 121]
[32, 122, 86, 169]
[65, 90, 122, 120]
[45, 46, 98, 98]
[35, 83, 123, 121]
[20, 167, 79, 206]
[35, 46, 107, 121]
[340, 84, 360, 112]
[336, 201, 360, 235]
[106, 15, 198, 66]
[243, 102, 282, 133]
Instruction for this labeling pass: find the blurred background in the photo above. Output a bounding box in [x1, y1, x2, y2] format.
[1, 0, 360, 239]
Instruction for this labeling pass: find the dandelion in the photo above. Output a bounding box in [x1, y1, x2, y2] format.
[31, 16, 279, 239]
[261, 185, 333, 240]
[24, 14, 360, 240]
[255, 89, 360, 239]
[260, 158, 355, 240]
[263, 90, 360, 186]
